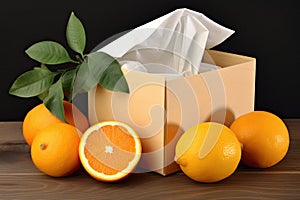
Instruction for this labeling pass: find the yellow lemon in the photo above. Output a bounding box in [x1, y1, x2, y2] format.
[175, 122, 241, 183]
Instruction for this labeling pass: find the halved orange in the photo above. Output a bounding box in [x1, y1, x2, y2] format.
[79, 121, 142, 182]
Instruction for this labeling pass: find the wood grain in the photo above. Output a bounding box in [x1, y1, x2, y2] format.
[0, 122, 29, 152]
[0, 120, 299, 199]
[1, 170, 300, 199]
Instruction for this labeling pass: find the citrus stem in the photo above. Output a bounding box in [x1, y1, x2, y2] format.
[75, 55, 84, 63]
[40, 143, 47, 150]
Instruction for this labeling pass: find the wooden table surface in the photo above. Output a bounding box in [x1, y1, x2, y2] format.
[0, 120, 299, 199]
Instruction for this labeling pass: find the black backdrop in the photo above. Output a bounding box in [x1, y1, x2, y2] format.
[1, 0, 299, 121]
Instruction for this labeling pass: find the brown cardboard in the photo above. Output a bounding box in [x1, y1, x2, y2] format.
[88, 50, 256, 175]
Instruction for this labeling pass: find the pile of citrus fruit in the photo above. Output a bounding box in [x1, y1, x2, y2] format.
[23, 102, 290, 183]
[175, 111, 290, 183]
[24, 101, 142, 181]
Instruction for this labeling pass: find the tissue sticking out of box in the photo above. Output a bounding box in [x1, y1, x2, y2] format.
[96, 8, 234, 80]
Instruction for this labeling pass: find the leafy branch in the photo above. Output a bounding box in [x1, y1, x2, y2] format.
[9, 12, 129, 122]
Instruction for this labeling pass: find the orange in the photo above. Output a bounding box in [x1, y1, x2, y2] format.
[230, 111, 290, 168]
[63, 101, 90, 134]
[23, 101, 89, 146]
[175, 122, 241, 183]
[31, 123, 81, 177]
[79, 121, 142, 182]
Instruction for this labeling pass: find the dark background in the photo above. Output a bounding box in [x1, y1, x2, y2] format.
[1, 0, 299, 121]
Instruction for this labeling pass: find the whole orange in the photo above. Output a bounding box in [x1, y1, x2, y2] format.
[23, 101, 89, 146]
[31, 123, 81, 177]
[230, 111, 289, 168]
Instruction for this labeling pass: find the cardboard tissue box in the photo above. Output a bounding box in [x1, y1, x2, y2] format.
[88, 8, 256, 175]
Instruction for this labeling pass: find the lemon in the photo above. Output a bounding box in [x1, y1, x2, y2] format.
[175, 122, 241, 183]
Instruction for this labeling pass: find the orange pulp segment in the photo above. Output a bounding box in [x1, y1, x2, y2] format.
[79, 121, 142, 182]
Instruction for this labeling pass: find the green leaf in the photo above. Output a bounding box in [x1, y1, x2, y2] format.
[66, 12, 86, 55]
[38, 90, 49, 101]
[9, 67, 56, 97]
[61, 68, 77, 100]
[99, 59, 129, 93]
[87, 52, 129, 93]
[43, 79, 65, 122]
[73, 62, 98, 95]
[88, 52, 129, 93]
[73, 52, 129, 94]
[25, 41, 73, 64]
[87, 52, 115, 79]
[40, 63, 49, 70]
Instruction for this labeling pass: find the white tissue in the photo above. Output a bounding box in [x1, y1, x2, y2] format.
[97, 8, 234, 78]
